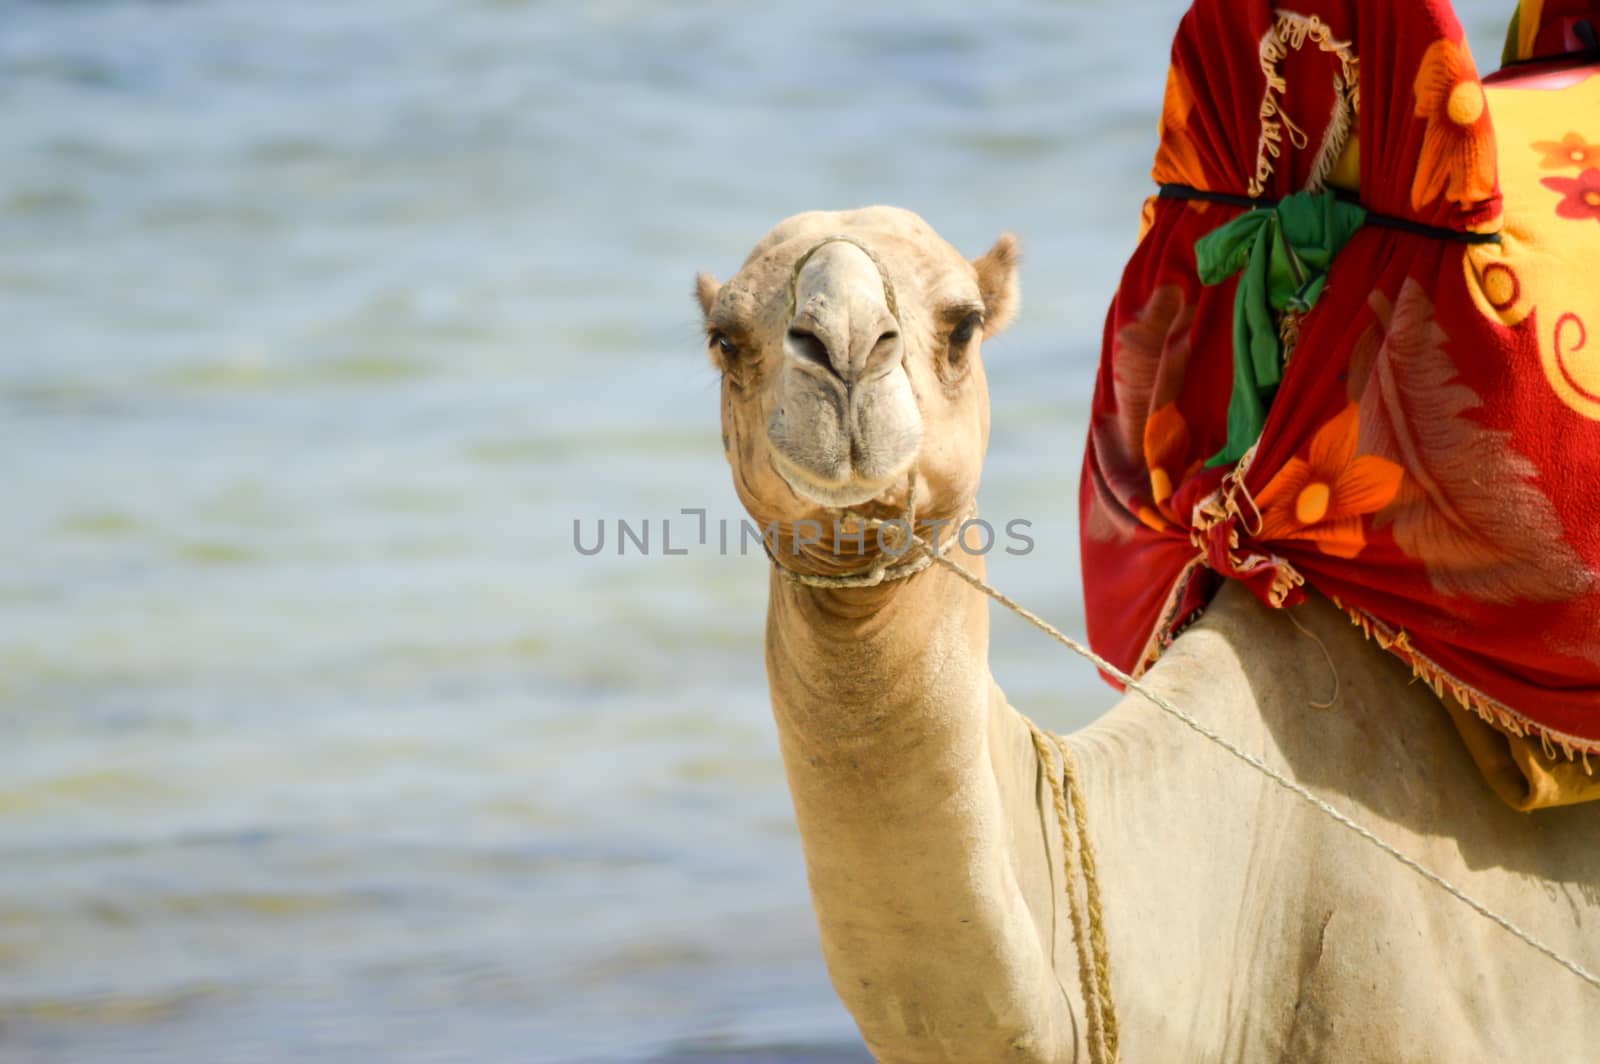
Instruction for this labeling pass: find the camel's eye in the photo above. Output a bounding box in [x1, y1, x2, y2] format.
[948, 313, 983, 358]
[709, 331, 739, 365]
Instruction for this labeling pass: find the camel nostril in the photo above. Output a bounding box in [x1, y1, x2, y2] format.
[873, 330, 902, 362]
[862, 329, 903, 376]
[786, 327, 838, 377]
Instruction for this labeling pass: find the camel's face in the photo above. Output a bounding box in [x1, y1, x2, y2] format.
[697, 207, 1018, 555]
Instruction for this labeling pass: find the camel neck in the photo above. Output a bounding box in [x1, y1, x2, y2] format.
[762, 558, 1080, 1060]
[763, 560, 990, 750]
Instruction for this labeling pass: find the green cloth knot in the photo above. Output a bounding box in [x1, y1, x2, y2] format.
[1197, 190, 1367, 468]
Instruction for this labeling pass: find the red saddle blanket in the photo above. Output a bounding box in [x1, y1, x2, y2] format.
[1079, 0, 1600, 807]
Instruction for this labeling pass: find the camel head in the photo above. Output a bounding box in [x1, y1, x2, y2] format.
[697, 207, 1019, 575]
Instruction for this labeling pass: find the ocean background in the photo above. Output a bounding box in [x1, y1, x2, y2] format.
[0, 1, 1515, 1060]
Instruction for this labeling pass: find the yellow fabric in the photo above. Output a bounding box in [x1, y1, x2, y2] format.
[1446, 699, 1600, 811]
[1465, 72, 1600, 420]
[1333, 66, 1600, 811]
[1327, 134, 1362, 191]
[1454, 67, 1600, 809]
[1509, 0, 1547, 63]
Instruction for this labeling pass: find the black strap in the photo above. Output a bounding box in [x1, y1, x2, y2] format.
[1157, 184, 1503, 246]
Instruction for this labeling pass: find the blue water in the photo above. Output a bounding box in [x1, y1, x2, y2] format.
[0, 1, 1515, 1060]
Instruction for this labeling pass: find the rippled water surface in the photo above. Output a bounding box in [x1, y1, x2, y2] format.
[1, 1, 1513, 1060]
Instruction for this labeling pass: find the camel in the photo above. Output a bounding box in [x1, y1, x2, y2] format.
[695, 207, 1600, 1062]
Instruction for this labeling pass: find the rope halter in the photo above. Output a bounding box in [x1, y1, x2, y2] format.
[767, 236, 967, 589]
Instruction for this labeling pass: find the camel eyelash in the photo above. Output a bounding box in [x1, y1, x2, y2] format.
[948, 312, 984, 347]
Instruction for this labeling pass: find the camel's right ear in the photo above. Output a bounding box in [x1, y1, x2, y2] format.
[695, 272, 723, 319]
[972, 234, 1020, 338]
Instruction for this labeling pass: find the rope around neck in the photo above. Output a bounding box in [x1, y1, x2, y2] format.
[1030, 721, 1120, 1064]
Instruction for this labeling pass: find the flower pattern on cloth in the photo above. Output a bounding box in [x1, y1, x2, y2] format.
[1140, 403, 1204, 530]
[1154, 64, 1209, 194]
[1541, 168, 1600, 220]
[1412, 39, 1498, 212]
[1532, 131, 1600, 169]
[1081, 0, 1600, 795]
[1253, 404, 1403, 559]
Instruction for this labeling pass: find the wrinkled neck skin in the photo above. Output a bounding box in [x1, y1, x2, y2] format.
[767, 572, 1600, 1063]
[766, 557, 1081, 1062]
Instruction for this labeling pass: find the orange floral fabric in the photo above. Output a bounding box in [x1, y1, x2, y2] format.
[1253, 405, 1404, 560]
[1411, 39, 1499, 212]
[1082, 1, 1600, 790]
[1533, 131, 1600, 169]
[1141, 403, 1203, 530]
[1153, 65, 1210, 194]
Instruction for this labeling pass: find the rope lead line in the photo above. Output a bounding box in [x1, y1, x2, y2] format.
[918, 542, 1600, 996]
[773, 519, 1600, 996]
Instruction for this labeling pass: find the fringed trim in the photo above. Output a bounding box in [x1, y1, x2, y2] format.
[1190, 458, 1308, 609]
[1133, 557, 1208, 679]
[1129, 576, 1599, 773]
[1304, 73, 1356, 194]
[1330, 596, 1600, 772]
[1251, 552, 1307, 608]
[1249, 12, 1360, 198]
[1196, 442, 1263, 533]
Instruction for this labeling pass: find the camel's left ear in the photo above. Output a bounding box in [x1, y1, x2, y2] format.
[695, 272, 723, 319]
[972, 233, 1020, 338]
